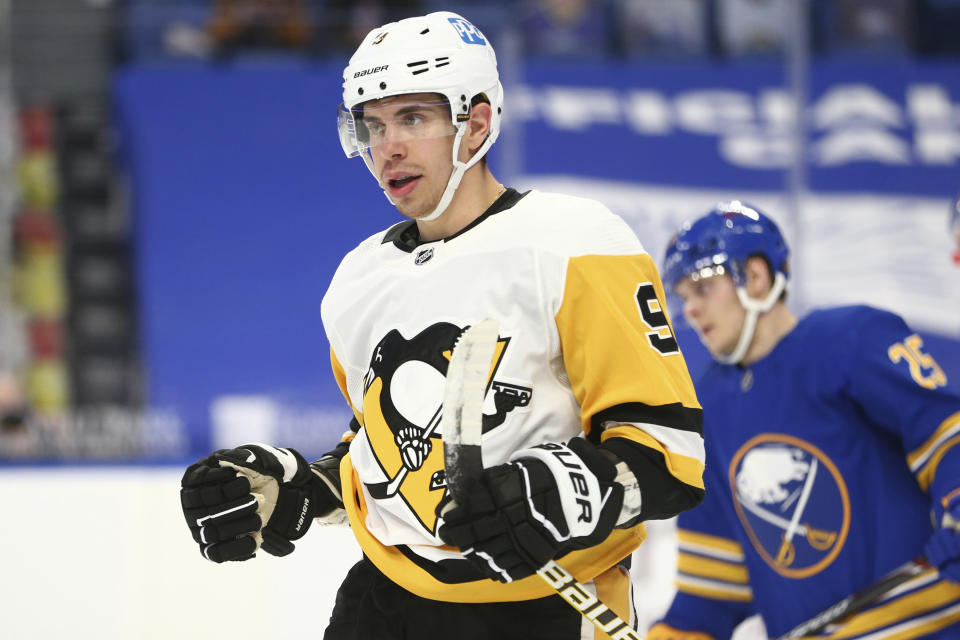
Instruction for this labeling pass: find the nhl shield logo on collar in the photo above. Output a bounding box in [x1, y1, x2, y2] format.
[415, 247, 434, 265]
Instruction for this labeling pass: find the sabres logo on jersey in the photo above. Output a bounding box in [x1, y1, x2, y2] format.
[360, 322, 531, 533]
[729, 434, 851, 578]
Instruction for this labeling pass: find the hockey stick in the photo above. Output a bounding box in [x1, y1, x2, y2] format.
[441, 319, 641, 640]
[775, 557, 931, 640]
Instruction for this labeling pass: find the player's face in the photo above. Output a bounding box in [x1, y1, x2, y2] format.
[363, 94, 458, 219]
[674, 273, 747, 357]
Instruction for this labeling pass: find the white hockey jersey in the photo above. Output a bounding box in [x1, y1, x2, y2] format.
[320, 188, 705, 602]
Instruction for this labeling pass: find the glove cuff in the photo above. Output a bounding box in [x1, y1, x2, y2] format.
[511, 441, 614, 540]
[235, 443, 313, 485]
[567, 438, 642, 528]
[309, 453, 345, 511]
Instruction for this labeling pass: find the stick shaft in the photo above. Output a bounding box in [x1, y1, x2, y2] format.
[775, 557, 930, 640]
[538, 560, 642, 640]
[442, 319, 639, 639]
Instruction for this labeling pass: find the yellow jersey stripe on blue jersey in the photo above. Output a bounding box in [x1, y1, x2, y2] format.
[678, 552, 750, 584]
[838, 601, 960, 640]
[675, 573, 753, 602]
[908, 410, 960, 473]
[677, 529, 745, 563]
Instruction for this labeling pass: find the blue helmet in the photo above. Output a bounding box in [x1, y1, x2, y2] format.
[662, 201, 789, 290]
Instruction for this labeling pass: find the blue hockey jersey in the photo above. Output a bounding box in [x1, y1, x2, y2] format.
[653, 306, 960, 639]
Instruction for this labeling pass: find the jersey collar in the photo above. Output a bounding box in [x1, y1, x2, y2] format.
[382, 188, 528, 253]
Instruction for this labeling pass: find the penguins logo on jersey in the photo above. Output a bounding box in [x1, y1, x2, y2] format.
[729, 434, 851, 579]
[360, 322, 531, 533]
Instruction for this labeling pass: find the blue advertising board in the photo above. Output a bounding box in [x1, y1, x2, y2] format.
[515, 59, 960, 194]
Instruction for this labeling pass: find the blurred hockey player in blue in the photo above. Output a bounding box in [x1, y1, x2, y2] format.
[647, 201, 960, 639]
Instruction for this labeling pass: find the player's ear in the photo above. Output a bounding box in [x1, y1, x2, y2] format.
[465, 102, 492, 156]
[744, 256, 773, 299]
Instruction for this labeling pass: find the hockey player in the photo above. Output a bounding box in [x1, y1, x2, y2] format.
[647, 201, 960, 640]
[179, 11, 706, 639]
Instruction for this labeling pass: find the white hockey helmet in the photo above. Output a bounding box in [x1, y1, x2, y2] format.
[337, 11, 503, 221]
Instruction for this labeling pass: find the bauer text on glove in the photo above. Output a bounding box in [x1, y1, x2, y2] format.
[437, 439, 637, 582]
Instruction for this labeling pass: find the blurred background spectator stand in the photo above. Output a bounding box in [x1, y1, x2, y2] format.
[617, 0, 712, 58]
[517, 0, 619, 60]
[2, 104, 71, 456]
[208, 0, 314, 57]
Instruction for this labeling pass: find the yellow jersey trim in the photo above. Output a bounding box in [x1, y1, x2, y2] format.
[677, 529, 745, 560]
[340, 453, 648, 603]
[831, 579, 960, 639]
[677, 552, 750, 584]
[908, 410, 960, 472]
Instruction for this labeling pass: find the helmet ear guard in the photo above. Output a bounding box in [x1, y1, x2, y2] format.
[662, 201, 790, 364]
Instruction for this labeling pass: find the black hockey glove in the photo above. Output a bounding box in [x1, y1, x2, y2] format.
[437, 439, 624, 583]
[180, 443, 343, 563]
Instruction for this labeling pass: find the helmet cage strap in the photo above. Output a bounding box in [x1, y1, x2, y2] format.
[419, 104, 499, 222]
[715, 272, 787, 365]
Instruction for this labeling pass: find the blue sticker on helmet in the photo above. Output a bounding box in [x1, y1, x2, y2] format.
[448, 17, 486, 45]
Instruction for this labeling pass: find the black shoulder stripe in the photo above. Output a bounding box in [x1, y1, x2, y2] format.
[591, 402, 703, 439]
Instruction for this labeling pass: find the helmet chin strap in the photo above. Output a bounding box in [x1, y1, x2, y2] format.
[714, 272, 787, 365]
[416, 124, 469, 223]
[418, 120, 501, 223]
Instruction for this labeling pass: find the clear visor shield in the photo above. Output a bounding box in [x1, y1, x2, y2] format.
[337, 98, 459, 161]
